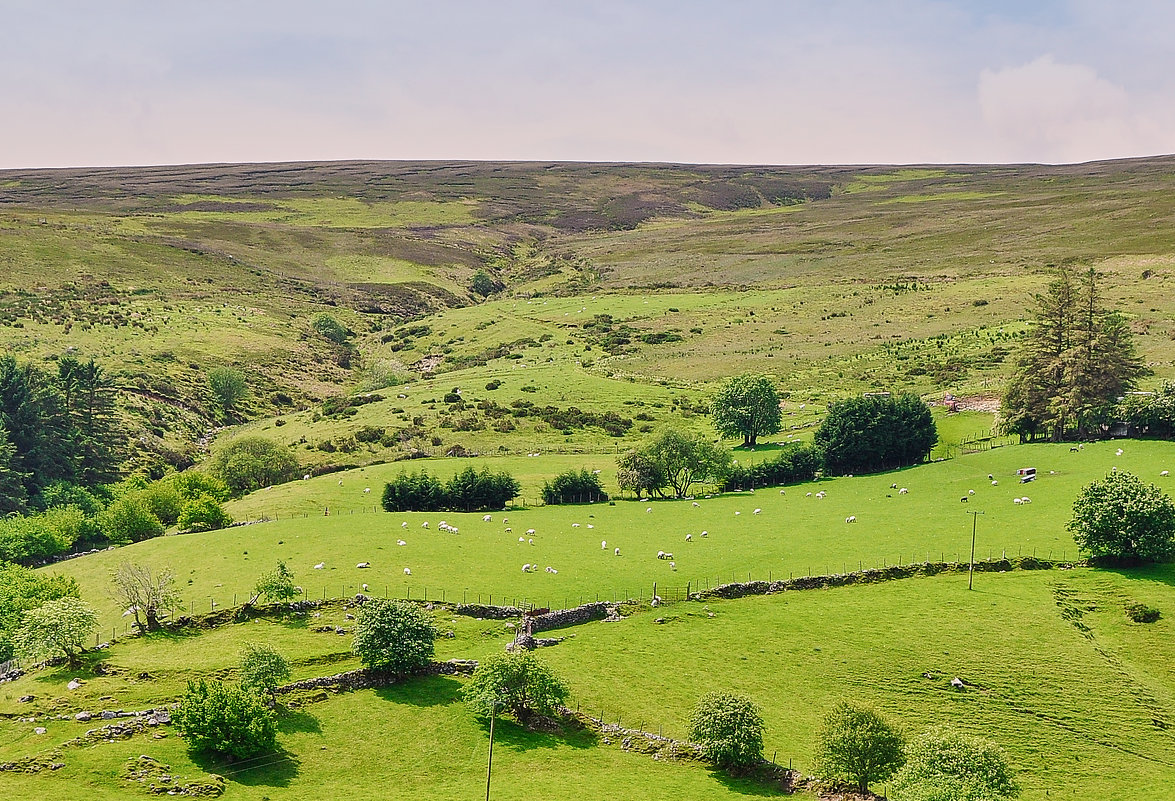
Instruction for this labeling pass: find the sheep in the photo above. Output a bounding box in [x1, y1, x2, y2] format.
[1021, 497, 1032, 504]
[526, 528, 536, 535]
[587, 524, 594, 529]
[1013, 498, 1023, 505]
[646, 507, 653, 513]
[483, 514, 493, 522]
[806, 492, 813, 497]
[572, 523, 580, 528]
[701, 530, 708, 537]
[364, 487, 371, 494]
[522, 564, 532, 573]
[685, 533, 692, 541]
[657, 550, 666, 559]
[404, 567, 411, 575]
[314, 562, 325, 570]
[692, 502, 700, 507]
[303, 474, 311, 480]
[735, 511, 741, 516]
[890, 483, 898, 489]
[845, 516, 856, 523]
[401, 522, 409, 528]
[397, 539, 407, 546]
[528, 538, 534, 545]
[960, 497, 969, 503]
[898, 487, 908, 494]
[338, 480, 343, 486]
[505, 528, 513, 533]
[779, 489, 786, 494]
[602, 540, 608, 549]
[669, 561, 676, 570]
[968, 489, 975, 496]
[519, 537, 526, 542]
[357, 562, 371, 569]
[615, 547, 621, 556]
[991, 479, 999, 486]
[422, 522, 430, 529]
[1162, 470, 1170, 477]
[988, 474, 994, 481]
[753, 508, 761, 514]
[362, 583, 369, 592]
[1117, 448, 1124, 456]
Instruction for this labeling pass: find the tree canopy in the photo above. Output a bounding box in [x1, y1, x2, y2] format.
[463, 651, 569, 722]
[814, 393, 937, 475]
[352, 599, 437, 671]
[710, 373, 782, 448]
[616, 427, 731, 498]
[688, 691, 765, 770]
[814, 701, 905, 794]
[891, 726, 1019, 801]
[208, 436, 300, 495]
[12, 596, 98, 667]
[1068, 471, 1175, 562]
[173, 679, 277, 759]
[1002, 267, 1146, 441]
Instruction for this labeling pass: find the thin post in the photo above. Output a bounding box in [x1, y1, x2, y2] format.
[967, 510, 984, 590]
[485, 703, 496, 801]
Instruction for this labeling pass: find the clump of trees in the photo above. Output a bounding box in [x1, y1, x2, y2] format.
[710, 373, 782, 448]
[173, 679, 277, 760]
[616, 427, 731, 498]
[723, 442, 821, 491]
[1002, 267, 1146, 441]
[1117, 381, 1175, 438]
[463, 651, 569, 723]
[815, 394, 937, 475]
[688, 691, 765, 771]
[1068, 471, 1175, 562]
[541, 468, 608, 505]
[814, 701, 906, 795]
[352, 599, 437, 672]
[208, 436, 301, 495]
[381, 467, 520, 512]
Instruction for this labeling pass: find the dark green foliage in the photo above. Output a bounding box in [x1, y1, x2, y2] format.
[136, 483, 184, 527]
[321, 393, 383, 417]
[1118, 381, 1175, 438]
[463, 651, 569, 722]
[687, 691, 765, 770]
[177, 494, 232, 532]
[710, 373, 783, 448]
[891, 726, 1019, 801]
[57, 356, 122, 485]
[1068, 472, 1175, 562]
[615, 448, 668, 498]
[0, 355, 78, 500]
[173, 679, 277, 760]
[1126, 603, 1161, 623]
[352, 599, 437, 671]
[37, 481, 104, 516]
[0, 563, 78, 661]
[542, 468, 609, 505]
[622, 427, 731, 498]
[722, 443, 821, 491]
[1002, 267, 1146, 441]
[0, 425, 28, 514]
[310, 312, 351, 344]
[208, 436, 300, 495]
[814, 701, 905, 794]
[815, 393, 937, 474]
[162, 471, 232, 502]
[470, 270, 499, 297]
[382, 470, 447, 512]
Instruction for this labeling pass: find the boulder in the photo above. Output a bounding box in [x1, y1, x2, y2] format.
[75, 711, 92, 722]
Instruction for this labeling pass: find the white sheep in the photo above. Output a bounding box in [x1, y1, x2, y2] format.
[614, 547, 621, 556]
[779, 489, 785, 494]
[1021, 497, 1031, 504]
[572, 523, 580, 527]
[988, 474, 994, 481]
[357, 562, 371, 569]
[735, 511, 741, 516]
[338, 480, 343, 486]
[646, 507, 653, 513]
[422, 522, 430, 529]
[806, 492, 813, 497]
[519, 537, 526, 542]
[526, 528, 536, 535]
[657, 550, 666, 558]
[816, 491, 826, 499]
[601, 540, 607, 549]
[898, 488, 908, 494]
[1162, 471, 1170, 477]
[991, 480, 998, 486]
[401, 522, 409, 528]
[669, 561, 676, 569]
[968, 489, 975, 495]
[528, 538, 534, 545]
[404, 567, 411, 575]
[685, 533, 692, 541]
[362, 583, 369, 592]
[303, 474, 311, 480]
[692, 502, 700, 507]
[701, 530, 708, 537]
[753, 508, 761, 514]
[314, 562, 325, 570]
[397, 539, 407, 546]
[1013, 498, 1023, 505]
[364, 487, 371, 494]
[1117, 448, 1124, 456]
[587, 524, 594, 529]
[845, 516, 856, 523]
[483, 514, 493, 522]
[522, 564, 532, 572]
[505, 528, 513, 533]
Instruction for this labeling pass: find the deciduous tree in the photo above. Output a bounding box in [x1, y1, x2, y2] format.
[12, 596, 97, 667]
[814, 701, 905, 795]
[111, 562, 181, 631]
[1068, 471, 1175, 562]
[463, 651, 569, 722]
[688, 691, 765, 770]
[710, 373, 782, 448]
[352, 599, 437, 672]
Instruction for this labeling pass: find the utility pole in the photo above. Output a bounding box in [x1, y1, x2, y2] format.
[485, 701, 496, 801]
[967, 510, 984, 590]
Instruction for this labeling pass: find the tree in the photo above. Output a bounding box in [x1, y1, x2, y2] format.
[177, 494, 232, 532]
[207, 367, 249, 421]
[444, 467, 520, 511]
[1118, 381, 1175, 438]
[470, 270, 499, 297]
[173, 679, 277, 760]
[815, 393, 937, 475]
[0, 563, 78, 661]
[710, 373, 782, 448]
[639, 427, 732, 498]
[58, 356, 122, 485]
[1002, 267, 1146, 441]
[208, 436, 300, 495]
[252, 561, 299, 605]
[11, 596, 98, 667]
[239, 643, 290, 703]
[814, 701, 905, 795]
[688, 691, 765, 770]
[310, 312, 351, 344]
[0, 355, 78, 499]
[110, 562, 181, 631]
[541, 468, 609, 505]
[352, 599, 437, 671]
[891, 726, 1019, 801]
[463, 651, 569, 723]
[615, 448, 667, 498]
[1068, 471, 1175, 562]
[0, 424, 29, 514]
[97, 493, 164, 543]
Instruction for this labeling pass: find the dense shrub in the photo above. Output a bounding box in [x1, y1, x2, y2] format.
[890, 726, 1019, 801]
[239, 643, 290, 702]
[1068, 471, 1175, 562]
[722, 443, 821, 491]
[688, 691, 765, 770]
[381, 467, 519, 512]
[137, 484, 184, 527]
[814, 701, 905, 795]
[352, 599, 437, 671]
[162, 471, 231, 503]
[382, 470, 447, 512]
[177, 494, 233, 532]
[1126, 603, 1161, 623]
[542, 469, 609, 505]
[37, 481, 105, 516]
[97, 494, 164, 544]
[0, 512, 76, 563]
[0, 563, 79, 661]
[173, 679, 277, 760]
[815, 393, 937, 474]
[208, 437, 300, 495]
[463, 651, 569, 722]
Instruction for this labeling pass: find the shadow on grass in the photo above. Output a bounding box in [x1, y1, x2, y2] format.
[276, 706, 322, 734]
[708, 767, 790, 797]
[191, 747, 300, 787]
[373, 674, 463, 707]
[1096, 562, 1175, 589]
[476, 715, 596, 753]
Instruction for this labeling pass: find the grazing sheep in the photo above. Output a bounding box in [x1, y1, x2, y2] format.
[1117, 448, 1124, 456]
[364, 487, 371, 494]
[528, 538, 534, 545]
[701, 530, 708, 537]
[602, 540, 608, 549]
[362, 583, 369, 592]
[526, 528, 536, 535]
[1162, 471, 1170, 477]
[685, 533, 692, 541]
[314, 563, 325, 570]
[519, 537, 526, 542]
[1013, 498, 1023, 505]
[806, 492, 813, 497]
[898, 488, 908, 494]
[401, 522, 409, 528]
[735, 511, 741, 516]
[845, 516, 856, 523]
[669, 562, 676, 569]
[505, 528, 512, 533]
[614, 547, 621, 556]
[483, 514, 493, 522]
[403, 568, 411, 575]
[357, 562, 371, 569]
[650, 597, 660, 608]
[991, 480, 998, 486]
[397, 539, 407, 546]
[780, 489, 786, 494]
[753, 508, 761, 514]
[646, 507, 653, 513]
[1021, 497, 1031, 504]
[960, 497, 969, 503]
[522, 564, 531, 573]
[891, 483, 898, 489]
[815, 491, 826, 499]
[968, 489, 975, 496]
[587, 524, 594, 529]
[422, 522, 429, 529]
[692, 501, 700, 507]
[339, 480, 343, 486]
[303, 474, 311, 480]
[572, 523, 580, 528]
[657, 550, 666, 559]
[988, 474, 994, 481]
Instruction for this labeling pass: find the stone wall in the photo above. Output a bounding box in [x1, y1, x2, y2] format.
[530, 601, 613, 632]
[275, 659, 476, 695]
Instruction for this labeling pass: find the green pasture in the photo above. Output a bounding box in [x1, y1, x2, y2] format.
[45, 440, 1175, 632]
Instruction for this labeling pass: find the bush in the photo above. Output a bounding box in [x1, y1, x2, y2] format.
[688, 691, 765, 770]
[1126, 603, 1161, 623]
[815, 393, 937, 474]
[239, 643, 290, 702]
[0, 513, 74, 563]
[173, 679, 277, 760]
[890, 726, 1019, 801]
[542, 468, 609, 505]
[97, 494, 164, 544]
[0, 563, 78, 660]
[37, 481, 104, 516]
[1068, 471, 1175, 562]
[380, 467, 520, 512]
[137, 484, 184, 527]
[722, 443, 821, 491]
[162, 472, 231, 503]
[814, 701, 905, 795]
[207, 367, 249, 419]
[208, 436, 301, 496]
[463, 651, 569, 722]
[253, 561, 299, 604]
[310, 312, 351, 344]
[177, 494, 233, 532]
[352, 599, 437, 671]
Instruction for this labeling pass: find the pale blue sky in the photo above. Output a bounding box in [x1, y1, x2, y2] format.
[2, 1, 1173, 168]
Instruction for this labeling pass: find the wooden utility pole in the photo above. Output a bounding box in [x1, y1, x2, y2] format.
[967, 510, 985, 590]
[485, 702, 496, 801]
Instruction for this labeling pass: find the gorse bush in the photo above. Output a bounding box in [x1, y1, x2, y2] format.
[722, 443, 821, 491]
[541, 468, 609, 505]
[381, 467, 519, 512]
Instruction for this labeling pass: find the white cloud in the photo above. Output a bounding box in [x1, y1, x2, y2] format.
[978, 55, 1168, 162]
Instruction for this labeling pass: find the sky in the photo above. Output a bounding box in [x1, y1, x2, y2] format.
[3, 0, 1174, 168]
